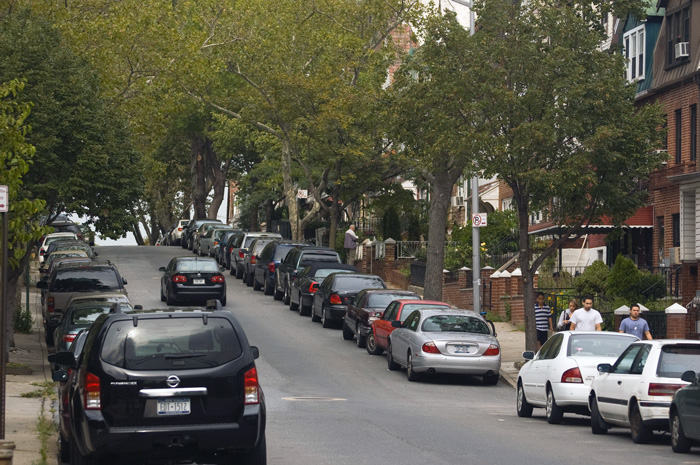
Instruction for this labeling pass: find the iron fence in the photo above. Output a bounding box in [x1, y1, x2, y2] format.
[396, 241, 459, 259]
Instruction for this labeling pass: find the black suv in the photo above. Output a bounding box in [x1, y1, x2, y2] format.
[274, 246, 341, 304]
[51, 307, 266, 465]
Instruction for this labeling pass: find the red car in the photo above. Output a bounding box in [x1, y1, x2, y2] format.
[368, 299, 452, 355]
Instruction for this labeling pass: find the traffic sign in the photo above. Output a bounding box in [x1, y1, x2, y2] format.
[0, 186, 7, 212]
[472, 213, 487, 227]
[297, 189, 308, 199]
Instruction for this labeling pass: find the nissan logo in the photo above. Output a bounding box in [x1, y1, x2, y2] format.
[166, 375, 180, 388]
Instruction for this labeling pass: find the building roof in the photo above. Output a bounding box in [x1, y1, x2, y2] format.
[528, 206, 653, 236]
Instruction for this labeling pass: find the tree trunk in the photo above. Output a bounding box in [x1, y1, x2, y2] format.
[515, 192, 537, 352]
[191, 135, 209, 220]
[423, 172, 453, 301]
[281, 138, 299, 240]
[206, 144, 230, 221]
[329, 198, 341, 249]
[132, 221, 145, 245]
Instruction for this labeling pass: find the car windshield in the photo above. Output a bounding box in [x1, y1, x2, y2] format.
[367, 294, 414, 308]
[314, 269, 353, 279]
[657, 344, 700, 378]
[176, 260, 219, 273]
[101, 317, 243, 370]
[334, 276, 384, 291]
[50, 268, 121, 292]
[567, 334, 636, 358]
[70, 304, 115, 325]
[421, 315, 490, 334]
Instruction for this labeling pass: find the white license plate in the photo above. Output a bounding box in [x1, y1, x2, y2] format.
[193, 279, 205, 285]
[454, 345, 471, 354]
[157, 397, 190, 415]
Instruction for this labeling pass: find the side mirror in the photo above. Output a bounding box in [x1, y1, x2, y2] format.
[36, 281, 48, 289]
[48, 351, 76, 368]
[250, 346, 260, 360]
[122, 277, 128, 285]
[597, 363, 612, 373]
[391, 321, 403, 328]
[159, 267, 166, 272]
[522, 351, 535, 360]
[52, 370, 69, 383]
[681, 370, 696, 383]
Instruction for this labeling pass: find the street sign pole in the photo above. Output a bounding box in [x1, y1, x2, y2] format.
[0, 184, 8, 440]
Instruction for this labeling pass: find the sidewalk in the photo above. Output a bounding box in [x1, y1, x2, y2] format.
[494, 321, 526, 388]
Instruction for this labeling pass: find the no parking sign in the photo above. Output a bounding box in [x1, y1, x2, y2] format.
[472, 213, 487, 227]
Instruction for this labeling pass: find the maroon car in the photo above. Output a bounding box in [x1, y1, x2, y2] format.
[343, 289, 420, 348]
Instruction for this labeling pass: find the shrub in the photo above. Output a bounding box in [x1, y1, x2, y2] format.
[606, 255, 642, 301]
[637, 272, 667, 301]
[14, 305, 33, 334]
[381, 206, 402, 241]
[574, 260, 609, 295]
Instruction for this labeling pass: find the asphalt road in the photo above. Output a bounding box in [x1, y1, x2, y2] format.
[100, 246, 699, 465]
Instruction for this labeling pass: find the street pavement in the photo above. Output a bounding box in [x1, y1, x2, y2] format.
[4, 246, 694, 465]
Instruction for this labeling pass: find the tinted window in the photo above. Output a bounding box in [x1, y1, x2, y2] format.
[384, 303, 398, 320]
[253, 240, 274, 254]
[70, 304, 114, 325]
[299, 253, 339, 266]
[657, 344, 700, 378]
[537, 334, 560, 360]
[51, 268, 121, 292]
[273, 246, 295, 261]
[568, 334, 636, 358]
[101, 317, 243, 370]
[176, 260, 219, 273]
[367, 294, 415, 308]
[243, 236, 259, 248]
[313, 269, 353, 279]
[420, 315, 490, 334]
[540, 334, 563, 359]
[334, 276, 385, 291]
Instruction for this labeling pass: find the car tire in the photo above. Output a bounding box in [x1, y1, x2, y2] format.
[60, 434, 70, 463]
[366, 333, 383, 355]
[273, 287, 283, 301]
[289, 290, 299, 311]
[311, 304, 321, 322]
[237, 434, 266, 465]
[299, 303, 310, 317]
[236, 265, 243, 279]
[229, 263, 236, 276]
[160, 286, 166, 302]
[71, 438, 98, 465]
[283, 284, 291, 305]
[545, 388, 564, 424]
[629, 402, 653, 444]
[166, 289, 176, 306]
[406, 352, 421, 382]
[356, 326, 366, 348]
[253, 276, 262, 291]
[220, 295, 227, 306]
[264, 277, 273, 296]
[387, 343, 399, 371]
[321, 306, 332, 328]
[45, 327, 54, 346]
[671, 409, 692, 453]
[516, 381, 533, 418]
[590, 396, 608, 435]
[483, 373, 499, 386]
[246, 271, 254, 287]
[342, 322, 354, 340]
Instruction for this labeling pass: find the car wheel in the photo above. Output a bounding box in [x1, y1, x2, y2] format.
[235, 434, 266, 465]
[253, 275, 262, 291]
[545, 388, 564, 424]
[160, 285, 166, 302]
[45, 327, 54, 346]
[246, 271, 254, 287]
[311, 303, 321, 323]
[516, 381, 533, 418]
[283, 283, 291, 305]
[407, 352, 421, 381]
[273, 286, 283, 301]
[289, 290, 299, 311]
[590, 396, 608, 435]
[299, 303, 310, 317]
[60, 434, 70, 463]
[220, 295, 226, 306]
[366, 333, 383, 355]
[483, 373, 499, 386]
[235, 265, 243, 279]
[264, 277, 274, 296]
[356, 326, 366, 348]
[321, 306, 332, 328]
[229, 263, 236, 276]
[387, 343, 399, 371]
[71, 438, 98, 465]
[166, 288, 176, 306]
[342, 322, 354, 340]
[629, 402, 653, 444]
[671, 409, 692, 453]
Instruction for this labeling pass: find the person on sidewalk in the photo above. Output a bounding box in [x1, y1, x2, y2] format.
[569, 295, 603, 331]
[619, 304, 652, 340]
[344, 224, 359, 265]
[535, 292, 553, 349]
[557, 299, 577, 331]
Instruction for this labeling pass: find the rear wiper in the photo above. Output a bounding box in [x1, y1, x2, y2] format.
[164, 353, 207, 359]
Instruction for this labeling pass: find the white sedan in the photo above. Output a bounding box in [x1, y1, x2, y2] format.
[517, 331, 638, 424]
[589, 339, 700, 443]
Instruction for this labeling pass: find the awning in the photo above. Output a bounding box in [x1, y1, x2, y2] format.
[528, 206, 653, 236]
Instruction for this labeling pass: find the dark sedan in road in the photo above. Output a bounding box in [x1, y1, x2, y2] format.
[159, 256, 226, 305]
[289, 263, 358, 316]
[311, 273, 386, 328]
[343, 289, 420, 348]
[670, 370, 700, 453]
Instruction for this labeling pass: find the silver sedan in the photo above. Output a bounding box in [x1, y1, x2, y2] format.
[387, 309, 501, 384]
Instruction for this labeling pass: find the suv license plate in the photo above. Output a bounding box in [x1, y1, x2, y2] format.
[454, 345, 470, 354]
[157, 397, 191, 415]
[193, 279, 205, 285]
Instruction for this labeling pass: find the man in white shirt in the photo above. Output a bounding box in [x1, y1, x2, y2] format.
[569, 296, 603, 331]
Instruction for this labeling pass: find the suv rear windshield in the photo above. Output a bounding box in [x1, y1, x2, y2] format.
[50, 268, 121, 292]
[101, 317, 243, 370]
[334, 276, 384, 291]
[300, 253, 339, 265]
[657, 344, 700, 378]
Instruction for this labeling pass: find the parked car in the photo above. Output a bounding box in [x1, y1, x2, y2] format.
[589, 340, 700, 443]
[47, 217, 83, 242]
[516, 331, 638, 423]
[670, 370, 700, 453]
[194, 223, 232, 256]
[274, 246, 341, 304]
[289, 263, 358, 316]
[49, 307, 265, 464]
[79, 224, 95, 246]
[343, 289, 420, 348]
[160, 256, 226, 305]
[188, 221, 225, 252]
[229, 232, 282, 279]
[181, 218, 222, 249]
[387, 308, 501, 384]
[40, 250, 89, 274]
[222, 230, 246, 269]
[36, 261, 129, 345]
[53, 300, 134, 353]
[209, 228, 239, 259]
[44, 240, 96, 260]
[216, 230, 241, 264]
[242, 238, 280, 287]
[168, 219, 189, 246]
[370, 300, 452, 355]
[252, 241, 304, 295]
[311, 273, 386, 328]
[39, 232, 78, 264]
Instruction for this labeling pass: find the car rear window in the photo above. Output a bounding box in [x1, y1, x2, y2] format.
[314, 269, 354, 279]
[273, 246, 295, 261]
[421, 315, 490, 334]
[50, 268, 121, 292]
[400, 304, 450, 321]
[334, 276, 385, 291]
[45, 236, 75, 246]
[657, 344, 700, 378]
[176, 260, 219, 273]
[367, 294, 415, 308]
[567, 334, 636, 358]
[70, 304, 115, 325]
[101, 317, 243, 370]
[300, 253, 340, 265]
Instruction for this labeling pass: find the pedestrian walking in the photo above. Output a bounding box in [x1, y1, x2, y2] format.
[569, 295, 603, 331]
[344, 224, 359, 265]
[535, 292, 553, 349]
[557, 299, 577, 331]
[619, 304, 652, 340]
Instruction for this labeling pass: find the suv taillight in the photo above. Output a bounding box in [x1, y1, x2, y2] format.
[561, 367, 583, 383]
[173, 275, 187, 283]
[239, 251, 245, 259]
[84, 372, 101, 410]
[329, 294, 342, 305]
[40, 249, 45, 256]
[309, 282, 319, 294]
[250, 255, 257, 265]
[268, 262, 275, 273]
[211, 275, 225, 284]
[244, 367, 260, 405]
[483, 344, 500, 356]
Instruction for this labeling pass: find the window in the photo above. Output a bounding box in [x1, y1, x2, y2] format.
[537, 334, 562, 360]
[624, 25, 645, 81]
[613, 344, 644, 374]
[667, 6, 691, 67]
[691, 105, 697, 161]
[673, 213, 681, 247]
[657, 344, 700, 378]
[658, 216, 665, 252]
[663, 115, 668, 150]
[676, 109, 682, 164]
